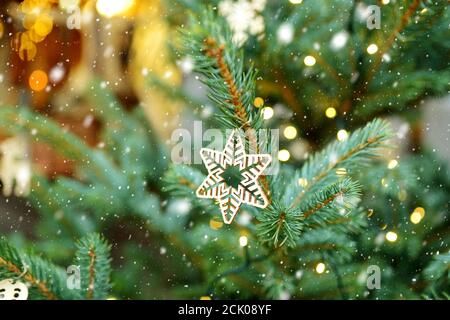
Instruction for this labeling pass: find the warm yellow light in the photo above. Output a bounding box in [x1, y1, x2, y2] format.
[200, 296, 212, 300]
[413, 207, 425, 218]
[337, 129, 348, 141]
[33, 14, 53, 37]
[253, 97, 264, 108]
[304, 55, 316, 66]
[410, 207, 425, 224]
[325, 107, 337, 118]
[315, 262, 325, 274]
[210, 219, 223, 230]
[367, 44, 379, 55]
[278, 149, 291, 162]
[381, 0, 390, 4]
[386, 231, 398, 242]
[284, 126, 297, 139]
[410, 211, 422, 224]
[289, 0, 303, 4]
[59, 0, 81, 11]
[96, 0, 135, 18]
[239, 235, 248, 247]
[336, 167, 347, 176]
[261, 107, 274, 120]
[387, 159, 398, 169]
[298, 178, 308, 187]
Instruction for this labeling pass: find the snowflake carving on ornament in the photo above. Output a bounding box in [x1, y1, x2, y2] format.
[219, 0, 266, 46]
[196, 130, 272, 224]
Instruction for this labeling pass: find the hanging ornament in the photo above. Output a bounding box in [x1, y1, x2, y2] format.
[0, 278, 29, 300]
[196, 130, 272, 224]
[0, 135, 32, 197]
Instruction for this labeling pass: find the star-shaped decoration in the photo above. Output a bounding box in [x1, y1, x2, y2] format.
[196, 130, 272, 224]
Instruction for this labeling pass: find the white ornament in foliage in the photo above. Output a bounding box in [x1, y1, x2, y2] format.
[196, 130, 272, 224]
[277, 23, 294, 45]
[0, 279, 29, 300]
[0, 135, 32, 197]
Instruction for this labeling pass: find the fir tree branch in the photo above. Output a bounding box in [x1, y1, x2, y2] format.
[203, 38, 251, 130]
[181, 12, 271, 195]
[0, 239, 76, 300]
[360, 0, 422, 93]
[298, 179, 361, 226]
[309, 52, 347, 88]
[0, 256, 57, 300]
[324, 254, 348, 300]
[181, 13, 262, 133]
[289, 119, 390, 209]
[87, 249, 96, 299]
[206, 247, 271, 297]
[75, 234, 112, 300]
[0, 106, 125, 188]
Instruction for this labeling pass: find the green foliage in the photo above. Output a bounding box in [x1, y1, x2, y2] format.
[180, 11, 263, 131]
[74, 233, 112, 300]
[0, 233, 111, 300]
[0, 0, 448, 300]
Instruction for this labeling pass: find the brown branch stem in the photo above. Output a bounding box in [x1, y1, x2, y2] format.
[86, 248, 96, 299]
[290, 134, 385, 208]
[0, 257, 57, 300]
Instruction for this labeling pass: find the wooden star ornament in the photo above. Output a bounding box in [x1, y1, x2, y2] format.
[196, 130, 272, 224]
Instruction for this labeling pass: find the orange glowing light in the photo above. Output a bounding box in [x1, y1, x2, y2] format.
[29, 70, 48, 92]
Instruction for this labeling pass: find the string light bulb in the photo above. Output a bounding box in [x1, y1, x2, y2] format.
[254, 97, 264, 108]
[304, 55, 316, 66]
[298, 178, 308, 187]
[289, 0, 303, 4]
[278, 149, 291, 162]
[261, 107, 274, 120]
[410, 211, 422, 224]
[283, 126, 297, 139]
[325, 107, 337, 118]
[29, 70, 48, 92]
[337, 129, 348, 141]
[315, 262, 326, 274]
[96, 0, 135, 18]
[239, 235, 248, 247]
[410, 207, 425, 224]
[387, 159, 398, 169]
[367, 44, 379, 55]
[385, 231, 398, 242]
